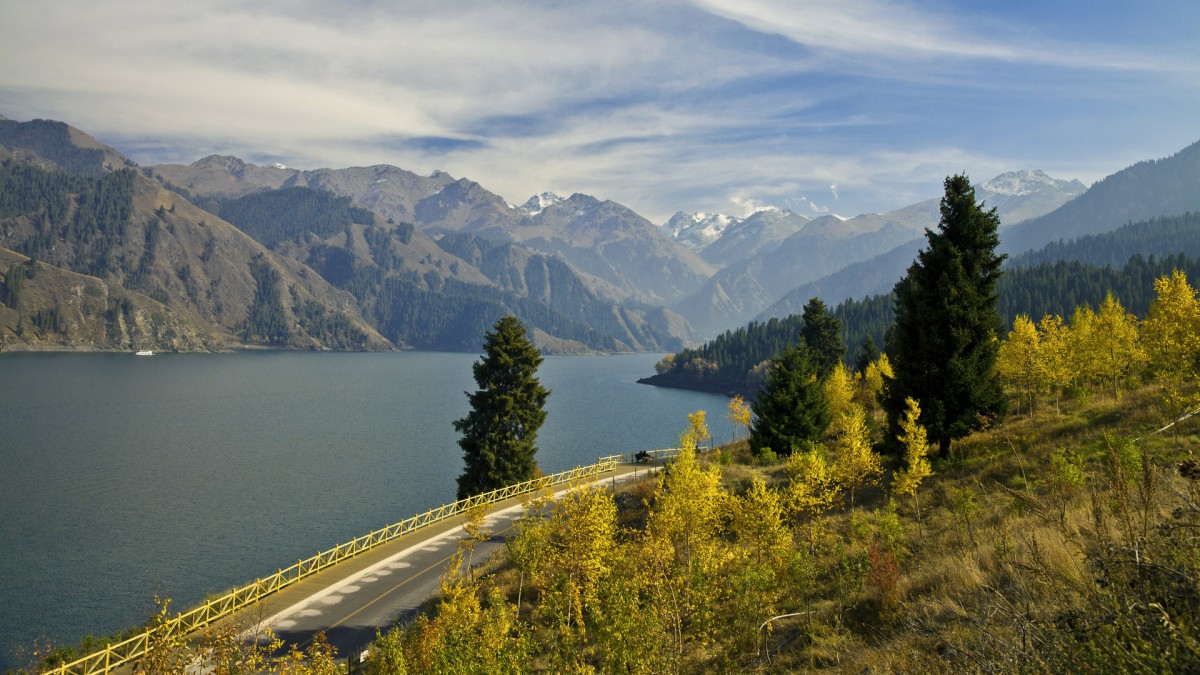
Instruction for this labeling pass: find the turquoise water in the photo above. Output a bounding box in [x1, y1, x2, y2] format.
[0, 351, 731, 669]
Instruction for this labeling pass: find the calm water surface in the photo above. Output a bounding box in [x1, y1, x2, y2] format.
[0, 351, 731, 668]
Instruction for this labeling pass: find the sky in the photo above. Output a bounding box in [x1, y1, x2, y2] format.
[1, 0, 1198, 223]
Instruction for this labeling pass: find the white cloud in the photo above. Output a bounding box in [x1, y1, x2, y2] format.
[688, 0, 1179, 73]
[0, 0, 1194, 223]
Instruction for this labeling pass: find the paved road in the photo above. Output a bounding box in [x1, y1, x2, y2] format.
[228, 464, 655, 662]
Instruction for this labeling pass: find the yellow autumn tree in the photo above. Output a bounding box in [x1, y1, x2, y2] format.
[831, 402, 883, 507]
[860, 352, 893, 421]
[1142, 269, 1200, 440]
[645, 416, 727, 648]
[726, 395, 752, 441]
[685, 409, 712, 453]
[1067, 304, 1100, 394]
[1036, 314, 1071, 413]
[648, 421, 724, 571]
[824, 362, 855, 433]
[404, 548, 530, 674]
[725, 477, 791, 651]
[784, 446, 841, 524]
[1090, 293, 1147, 399]
[543, 486, 618, 632]
[997, 314, 1042, 416]
[892, 397, 932, 532]
[729, 476, 791, 569]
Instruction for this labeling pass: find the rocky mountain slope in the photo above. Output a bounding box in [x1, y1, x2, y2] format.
[0, 120, 392, 352]
[150, 161, 713, 308]
[178, 180, 693, 352]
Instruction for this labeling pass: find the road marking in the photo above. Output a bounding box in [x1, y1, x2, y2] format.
[254, 471, 643, 640]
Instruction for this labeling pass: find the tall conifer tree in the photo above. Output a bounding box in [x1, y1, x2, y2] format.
[800, 297, 844, 378]
[884, 175, 1007, 455]
[749, 342, 830, 457]
[455, 316, 549, 499]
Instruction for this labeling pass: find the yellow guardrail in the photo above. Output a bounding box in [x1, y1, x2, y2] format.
[42, 454, 623, 674]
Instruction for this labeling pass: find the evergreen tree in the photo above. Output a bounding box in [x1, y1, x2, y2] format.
[455, 316, 550, 499]
[854, 335, 879, 374]
[800, 297, 843, 378]
[884, 174, 1007, 456]
[748, 343, 830, 457]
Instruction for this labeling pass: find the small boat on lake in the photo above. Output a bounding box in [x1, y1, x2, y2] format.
[135, 350, 154, 356]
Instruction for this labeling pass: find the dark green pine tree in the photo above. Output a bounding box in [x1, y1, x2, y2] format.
[455, 316, 550, 499]
[854, 335, 879, 374]
[884, 174, 1007, 456]
[748, 342, 830, 457]
[800, 297, 843, 378]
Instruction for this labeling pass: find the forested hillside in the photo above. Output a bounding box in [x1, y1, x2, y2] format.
[1000, 139, 1200, 255]
[646, 213, 1200, 395]
[0, 140, 390, 352]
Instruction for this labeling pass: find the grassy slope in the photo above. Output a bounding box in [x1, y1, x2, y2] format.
[391, 381, 1199, 672]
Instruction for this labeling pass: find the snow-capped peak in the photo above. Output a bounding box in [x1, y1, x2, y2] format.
[270, 162, 287, 170]
[521, 192, 565, 216]
[981, 169, 1081, 197]
[663, 211, 738, 249]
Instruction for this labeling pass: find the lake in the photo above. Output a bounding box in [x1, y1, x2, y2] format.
[0, 351, 734, 670]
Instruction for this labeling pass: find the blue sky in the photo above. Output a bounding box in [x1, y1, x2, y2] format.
[1, 0, 1197, 222]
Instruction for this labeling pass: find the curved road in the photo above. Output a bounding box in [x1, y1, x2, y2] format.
[222, 465, 652, 662]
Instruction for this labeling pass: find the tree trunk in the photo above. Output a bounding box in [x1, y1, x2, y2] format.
[938, 436, 951, 458]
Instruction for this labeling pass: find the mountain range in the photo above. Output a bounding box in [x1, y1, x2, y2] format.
[2, 114, 1196, 354]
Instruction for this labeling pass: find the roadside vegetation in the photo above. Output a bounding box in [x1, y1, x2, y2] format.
[355, 318, 1199, 672]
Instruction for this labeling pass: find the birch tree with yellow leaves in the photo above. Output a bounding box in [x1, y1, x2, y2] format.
[1036, 314, 1071, 414]
[1142, 269, 1200, 442]
[832, 402, 883, 507]
[996, 314, 1041, 416]
[892, 397, 932, 532]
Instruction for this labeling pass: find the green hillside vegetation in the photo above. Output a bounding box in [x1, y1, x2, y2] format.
[342, 272, 1199, 673]
[1010, 211, 1200, 269]
[0, 153, 390, 352]
[208, 186, 376, 248]
[651, 212, 1200, 395]
[0, 119, 109, 176]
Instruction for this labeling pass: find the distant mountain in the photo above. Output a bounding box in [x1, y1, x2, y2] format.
[662, 211, 739, 251]
[151, 158, 713, 308]
[758, 238, 924, 321]
[0, 122, 390, 352]
[517, 194, 716, 305]
[697, 209, 810, 267]
[1000, 140, 1200, 255]
[206, 187, 691, 352]
[520, 192, 565, 216]
[682, 171, 1086, 336]
[152, 156, 457, 223]
[978, 170, 1086, 224]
